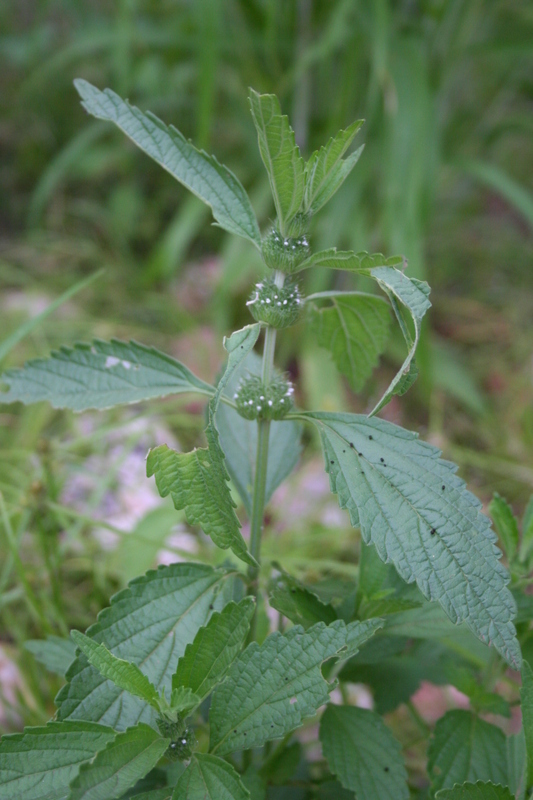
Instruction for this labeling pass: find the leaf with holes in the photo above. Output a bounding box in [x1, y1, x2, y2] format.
[68, 724, 169, 800]
[367, 267, 431, 415]
[147, 324, 261, 567]
[173, 753, 250, 800]
[301, 411, 520, 668]
[308, 293, 391, 391]
[172, 598, 255, 701]
[209, 618, 382, 756]
[248, 89, 304, 232]
[0, 340, 214, 411]
[0, 721, 115, 800]
[304, 121, 364, 215]
[320, 705, 409, 800]
[56, 563, 234, 730]
[428, 711, 509, 796]
[74, 80, 261, 247]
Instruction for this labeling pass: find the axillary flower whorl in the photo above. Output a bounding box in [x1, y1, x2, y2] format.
[157, 715, 196, 761]
[247, 278, 302, 328]
[234, 374, 294, 421]
[261, 226, 310, 274]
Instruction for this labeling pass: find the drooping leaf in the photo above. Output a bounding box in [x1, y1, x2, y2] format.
[301, 411, 521, 669]
[209, 618, 382, 755]
[172, 598, 255, 701]
[320, 705, 409, 800]
[173, 753, 250, 800]
[268, 571, 337, 629]
[435, 783, 515, 799]
[428, 710, 508, 796]
[147, 325, 260, 566]
[304, 122, 364, 215]
[296, 249, 403, 274]
[520, 660, 533, 791]
[308, 293, 391, 391]
[489, 493, 519, 562]
[56, 563, 234, 730]
[70, 631, 161, 711]
[248, 89, 304, 232]
[24, 635, 77, 676]
[0, 721, 115, 800]
[367, 266, 431, 415]
[216, 351, 301, 516]
[68, 724, 169, 800]
[0, 340, 214, 411]
[74, 80, 261, 247]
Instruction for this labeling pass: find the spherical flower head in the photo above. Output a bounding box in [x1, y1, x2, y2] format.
[261, 226, 310, 274]
[157, 715, 196, 762]
[234, 374, 295, 421]
[246, 278, 302, 329]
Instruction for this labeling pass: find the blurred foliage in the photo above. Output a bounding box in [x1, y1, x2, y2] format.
[0, 0, 532, 745]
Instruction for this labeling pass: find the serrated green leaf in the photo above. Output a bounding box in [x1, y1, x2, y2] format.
[489, 494, 519, 562]
[209, 618, 382, 755]
[217, 351, 301, 516]
[268, 572, 337, 629]
[0, 340, 214, 411]
[367, 266, 431, 415]
[173, 754, 250, 800]
[0, 721, 115, 800]
[296, 248, 403, 275]
[302, 411, 521, 668]
[172, 598, 255, 701]
[25, 635, 77, 676]
[74, 80, 261, 247]
[436, 783, 514, 799]
[56, 562, 234, 730]
[304, 121, 364, 215]
[308, 293, 391, 392]
[320, 705, 409, 800]
[70, 631, 161, 711]
[147, 325, 261, 567]
[248, 89, 304, 232]
[428, 711, 508, 796]
[68, 724, 169, 800]
[520, 660, 533, 791]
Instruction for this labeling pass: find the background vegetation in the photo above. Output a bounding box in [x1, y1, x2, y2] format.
[0, 0, 532, 785]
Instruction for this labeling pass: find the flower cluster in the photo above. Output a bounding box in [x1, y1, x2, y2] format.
[234, 374, 294, 421]
[246, 277, 302, 328]
[157, 714, 196, 761]
[261, 226, 310, 274]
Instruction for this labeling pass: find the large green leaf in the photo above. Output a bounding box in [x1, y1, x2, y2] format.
[147, 325, 260, 566]
[489, 493, 519, 562]
[308, 293, 391, 391]
[25, 635, 77, 676]
[248, 89, 304, 232]
[520, 660, 533, 791]
[172, 598, 255, 701]
[209, 618, 382, 755]
[427, 711, 508, 796]
[68, 724, 169, 800]
[320, 705, 409, 800]
[56, 563, 234, 730]
[436, 783, 514, 800]
[0, 721, 115, 800]
[70, 631, 161, 711]
[301, 411, 521, 668]
[367, 267, 431, 415]
[173, 754, 250, 800]
[216, 352, 301, 516]
[0, 340, 214, 411]
[296, 249, 403, 275]
[304, 122, 364, 215]
[74, 80, 261, 247]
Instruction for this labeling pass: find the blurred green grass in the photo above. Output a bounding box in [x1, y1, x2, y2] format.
[0, 0, 532, 732]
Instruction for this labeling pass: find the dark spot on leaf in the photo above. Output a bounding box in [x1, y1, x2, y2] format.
[234, 730, 237, 733]
[369, 435, 373, 440]
[431, 529, 436, 536]
[384, 767, 389, 772]
[343, 449, 346, 453]
[442, 485, 446, 490]
[349, 442, 354, 448]
[209, 605, 214, 609]
[330, 460, 334, 464]
[380, 458, 384, 463]
[271, 724, 274, 728]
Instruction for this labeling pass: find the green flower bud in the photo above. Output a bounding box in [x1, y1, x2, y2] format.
[247, 278, 302, 329]
[261, 227, 310, 274]
[234, 374, 294, 421]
